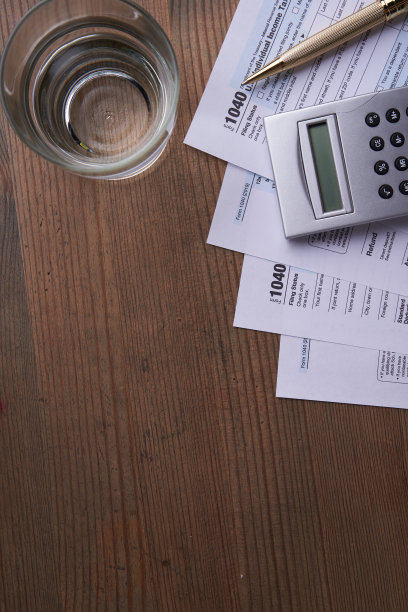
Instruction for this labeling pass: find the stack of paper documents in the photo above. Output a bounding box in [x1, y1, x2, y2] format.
[185, 0, 408, 409]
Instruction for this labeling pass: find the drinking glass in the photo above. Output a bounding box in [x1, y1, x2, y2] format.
[0, 0, 180, 179]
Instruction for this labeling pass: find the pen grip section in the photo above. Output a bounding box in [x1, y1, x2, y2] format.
[283, 1, 385, 69]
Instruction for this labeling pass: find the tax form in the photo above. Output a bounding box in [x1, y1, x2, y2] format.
[208, 164, 408, 296]
[185, 0, 408, 179]
[185, 0, 408, 405]
[234, 255, 408, 353]
[277, 336, 408, 409]
[214, 162, 408, 403]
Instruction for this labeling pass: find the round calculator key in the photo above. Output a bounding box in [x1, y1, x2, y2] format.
[399, 181, 408, 195]
[386, 108, 400, 123]
[370, 136, 384, 151]
[390, 132, 405, 147]
[365, 112, 380, 127]
[374, 160, 389, 175]
[379, 184, 393, 199]
[395, 156, 408, 171]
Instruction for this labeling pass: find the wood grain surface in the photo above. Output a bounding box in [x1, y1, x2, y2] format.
[1, 1, 408, 610]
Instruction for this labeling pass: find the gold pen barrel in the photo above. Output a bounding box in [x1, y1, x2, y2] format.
[243, 0, 408, 85]
[275, 1, 386, 73]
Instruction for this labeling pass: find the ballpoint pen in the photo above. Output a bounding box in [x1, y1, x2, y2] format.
[242, 0, 408, 86]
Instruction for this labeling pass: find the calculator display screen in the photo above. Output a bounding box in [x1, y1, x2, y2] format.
[308, 122, 343, 213]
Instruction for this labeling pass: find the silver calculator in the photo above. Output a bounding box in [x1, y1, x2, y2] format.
[264, 86, 408, 238]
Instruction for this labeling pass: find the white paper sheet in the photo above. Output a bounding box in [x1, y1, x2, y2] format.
[277, 336, 408, 409]
[208, 164, 408, 295]
[187, 0, 408, 405]
[185, 0, 408, 178]
[234, 255, 408, 353]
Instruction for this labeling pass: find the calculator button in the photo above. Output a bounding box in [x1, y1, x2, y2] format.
[386, 108, 400, 123]
[365, 112, 380, 127]
[379, 185, 393, 199]
[399, 181, 408, 195]
[395, 156, 408, 171]
[390, 132, 405, 147]
[370, 136, 384, 151]
[374, 160, 389, 175]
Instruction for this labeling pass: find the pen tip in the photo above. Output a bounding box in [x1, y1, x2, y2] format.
[242, 58, 285, 86]
[241, 75, 256, 86]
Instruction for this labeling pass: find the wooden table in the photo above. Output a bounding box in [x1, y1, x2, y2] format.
[1, 1, 408, 610]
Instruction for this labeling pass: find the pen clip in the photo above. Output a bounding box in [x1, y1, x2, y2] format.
[381, 0, 408, 20]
